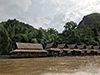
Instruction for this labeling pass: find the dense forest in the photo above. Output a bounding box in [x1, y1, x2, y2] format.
[1, 13, 100, 55]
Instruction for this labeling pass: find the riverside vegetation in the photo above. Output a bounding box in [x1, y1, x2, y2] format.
[1, 13, 100, 55]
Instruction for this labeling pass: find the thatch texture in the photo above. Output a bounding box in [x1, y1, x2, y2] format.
[86, 45, 94, 49]
[10, 49, 47, 53]
[82, 49, 91, 53]
[10, 50, 47, 53]
[63, 48, 73, 51]
[93, 46, 100, 50]
[97, 50, 100, 53]
[68, 44, 78, 49]
[45, 42, 57, 49]
[90, 49, 100, 53]
[73, 49, 82, 52]
[46, 48, 62, 51]
[16, 42, 43, 50]
[57, 43, 68, 49]
[82, 49, 98, 53]
[10, 42, 48, 54]
[63, 48, 73, 53]
[82, 46, 99, 54]
[77, 45, 86, 49]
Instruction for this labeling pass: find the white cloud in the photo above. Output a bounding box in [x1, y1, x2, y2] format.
[0, 0, 100, 32]
[0, 0, 31, 20]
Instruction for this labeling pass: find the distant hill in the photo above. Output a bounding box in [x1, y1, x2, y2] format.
[78, 13, 100, 32]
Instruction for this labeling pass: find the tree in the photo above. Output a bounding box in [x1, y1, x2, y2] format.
[31, 38, 38, 43]
[0, 24, 11, 54]
[63, 21, 77, 34]
[61, 21, 78, 44]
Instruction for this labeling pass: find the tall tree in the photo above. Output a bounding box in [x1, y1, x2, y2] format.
[0, 24, 11, 54]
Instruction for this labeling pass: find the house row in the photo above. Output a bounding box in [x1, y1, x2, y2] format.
[45, 42, 100, 57]
[10, 42, 100, 58]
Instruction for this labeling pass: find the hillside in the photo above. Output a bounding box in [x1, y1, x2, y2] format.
[78, 13, 100, 32]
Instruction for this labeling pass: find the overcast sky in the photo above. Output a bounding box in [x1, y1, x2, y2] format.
[0, 0, 100, 32]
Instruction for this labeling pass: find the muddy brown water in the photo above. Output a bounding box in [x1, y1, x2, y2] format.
[0, 56, 100, 75]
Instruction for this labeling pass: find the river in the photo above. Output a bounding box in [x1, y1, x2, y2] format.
[0, 56, 100, 75]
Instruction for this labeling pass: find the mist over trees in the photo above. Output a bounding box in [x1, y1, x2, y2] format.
[1, 13, 100, 55]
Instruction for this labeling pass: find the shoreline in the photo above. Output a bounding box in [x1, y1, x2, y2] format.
[0, 55, 100, 59]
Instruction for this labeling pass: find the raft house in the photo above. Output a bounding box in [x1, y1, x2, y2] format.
[10, 42, 100, 57]
[57, 43, 70, 56]
[67, 44, 82, 56]
[10, 42, 47, 57]
[93, 46, 100, 55]
[77, 45, 86, 56]
[45, 42, 62, 57]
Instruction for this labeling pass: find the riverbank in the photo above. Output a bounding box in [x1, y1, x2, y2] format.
[0, 55, 99, 59]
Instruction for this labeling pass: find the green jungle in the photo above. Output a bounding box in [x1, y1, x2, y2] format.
[1, 13, 100, 55]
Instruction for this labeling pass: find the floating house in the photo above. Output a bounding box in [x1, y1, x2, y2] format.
[84, 45, 94, 55]
[57, 43, 68, 49]
[77, 45, 86, 55]
[93, 46, 100, 55]
[57, 43, 73, 56]
[93, 46, 100, 50]
[77, 45, 86, 49]
[9, 42, 100, 58]
[68, 44, 78, 49]
[10, 42, 47, 57]
[86, 45, 94, 49]
[57, 43, 68, 56]
[68, 44, 83, 56]
[45, 42, 62, 56]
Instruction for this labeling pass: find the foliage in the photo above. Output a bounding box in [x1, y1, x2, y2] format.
[1, 13, 100, 54]
[0, 19, 58, 54]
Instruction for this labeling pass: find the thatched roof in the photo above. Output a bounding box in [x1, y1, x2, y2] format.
[86, 45, 94, 49]
[63, 48, 73, 51]
[46, 48, 62, 51]
[82, 49, 99, 53]
[10, 42, 47, 54]
[45, 42, 57, 49]
[68, 44, 78, 49]
[63, 48, 73, 53]
[97, 50, 100, 53]
[93, 46, 100, 50]
[57, 43, 68, 49]
[16, 42, 43, 50]
[77, 45, 86, 49]
[10, 49, 47, 53]
[82, 49, 91, 53]
[82, 49, 90, 51]
[91, 49, 98, 52]
[89, 49, 100, 53]
[73, 49, 82, 52]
